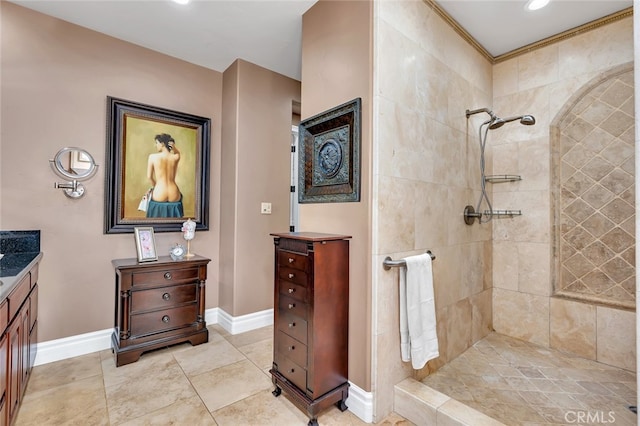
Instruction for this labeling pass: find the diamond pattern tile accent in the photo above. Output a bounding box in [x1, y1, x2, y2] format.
[581, 184, 614, 209]
[564, 199, 595, 223]
[601, 138, 634, 165]
[601, 199, 634, 223]
[601, 257, 634, 284]
[581, 156, 614, 181]
[563, 170, 593, 197]
[581, 212, 615, 238]
[601, 227, 634, 253]
[421, 334, 636, 426]
[600, 168, 633, 195]
[555, 71, 635, 305]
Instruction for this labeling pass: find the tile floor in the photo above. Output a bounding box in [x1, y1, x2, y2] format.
[15, 325, 411, 426]
[421, 333, 638, 425]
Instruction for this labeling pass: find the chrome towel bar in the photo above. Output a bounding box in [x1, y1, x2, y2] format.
[383, 251, 435, 270]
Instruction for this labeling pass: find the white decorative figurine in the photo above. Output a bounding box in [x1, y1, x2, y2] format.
[181, 218, 196, 257]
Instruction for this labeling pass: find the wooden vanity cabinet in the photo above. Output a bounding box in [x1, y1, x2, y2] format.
[269, 232, 350, 426]
[1, 262, 39, 426]
[0, 332, 7, 426]
[111, 255, 210, 367]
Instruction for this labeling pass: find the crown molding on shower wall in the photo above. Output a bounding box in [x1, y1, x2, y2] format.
[423, 1, 633, 64]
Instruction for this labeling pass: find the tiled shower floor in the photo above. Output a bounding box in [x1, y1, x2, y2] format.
[421, 333, 637, 425]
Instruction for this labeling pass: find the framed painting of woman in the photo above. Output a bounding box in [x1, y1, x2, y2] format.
[104, 97, 211, 234]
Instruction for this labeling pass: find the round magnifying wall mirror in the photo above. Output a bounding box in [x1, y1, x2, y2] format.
[50, 147, 98, 180]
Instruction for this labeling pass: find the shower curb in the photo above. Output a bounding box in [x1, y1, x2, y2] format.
[394, 378, 507, 426]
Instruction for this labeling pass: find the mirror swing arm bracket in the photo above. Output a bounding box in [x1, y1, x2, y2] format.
[49, 147, 99, 199]
[52, 179, 85, 199]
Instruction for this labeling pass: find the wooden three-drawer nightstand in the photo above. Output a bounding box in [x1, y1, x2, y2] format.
[111, 255, 210, 366]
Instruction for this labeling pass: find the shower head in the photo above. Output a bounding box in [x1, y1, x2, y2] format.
[487, 114, 536, 130]
[467, 107, 536, 130]
[520, 115, 536, 125]
[488, 119, 505, 130]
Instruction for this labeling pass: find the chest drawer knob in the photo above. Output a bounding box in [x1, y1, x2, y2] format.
[288, 322, 296, 328]
[288, 258, 294, 263]
[162, 315, 170, 323]
[288, 288, 295, 294]
[288, 273, 295, 279]
[289, 368, 295, 373]
[162, 293, 171, 301]
[288, 303, 295, 309]
[164, 272, 172, 280]
[288, 345, 295, 351]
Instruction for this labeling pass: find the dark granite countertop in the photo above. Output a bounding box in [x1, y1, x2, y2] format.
[0, 230, 42, 300]
[0, 252, 42, 301]
[0, 252, 40, 278]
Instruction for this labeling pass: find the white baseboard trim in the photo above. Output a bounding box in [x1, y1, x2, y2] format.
[346, 381, 374, 423]
[33, 307, 274, 367]
[33, 327, 113, 366]
[216, 308, 273, 334]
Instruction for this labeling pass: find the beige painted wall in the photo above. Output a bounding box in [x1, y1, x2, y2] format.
[220, 59, 300, 316]
[219, 62, 239, 315]
[0, 2, 223, 341]
[301, 0, 373, 392]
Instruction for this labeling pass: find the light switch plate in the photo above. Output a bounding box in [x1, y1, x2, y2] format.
[261, 202, 272, 214]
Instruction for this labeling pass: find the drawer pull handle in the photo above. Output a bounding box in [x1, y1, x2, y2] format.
[288, 258, 294, 263]
[289, 368, 295, 373]
[288, 288, 295, 294]
[288, 273, 294, 279]
[288, 345, 295, 351]
[162, 315, 170, 323]
[288, 322, 295, 328]
[164, 272, 172, 280]
[162, 293, 171, 301]
[288, 303, 295, 309]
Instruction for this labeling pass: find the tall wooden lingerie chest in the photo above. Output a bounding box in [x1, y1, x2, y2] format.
[269, 232, 350, 426]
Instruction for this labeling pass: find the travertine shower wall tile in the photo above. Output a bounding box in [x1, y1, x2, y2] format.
[596, 306, 636, 371]
[518, 242, 551, 296]
[549, 297, 596, 360]
[493, 288, 549, 346]
[518, 44, 559, 92]
[492, 242, 518, 291]
[558, 17, 633, 80]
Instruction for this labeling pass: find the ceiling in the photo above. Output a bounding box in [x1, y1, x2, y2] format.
[8, 0, 634, 81]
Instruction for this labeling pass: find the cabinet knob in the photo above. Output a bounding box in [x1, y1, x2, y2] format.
[288, 322, 295, 328]
[288, 258, 294, 263]
[162, 293, 171, 301]
[288, 273, 294, 279]
[288, 345, 295, 351]
[288, 288, 295, 294]
[162, 315, 170, 323]
[288, 303, 295, 309]
[164, 272, 172, 280]
[289, 368, 295, 373]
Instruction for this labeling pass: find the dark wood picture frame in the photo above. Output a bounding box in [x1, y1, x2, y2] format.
[105, 96, 211, 234]
[298, 98, 361, 203]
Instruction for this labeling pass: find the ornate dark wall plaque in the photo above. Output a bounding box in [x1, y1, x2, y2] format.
[299, 98, 361, 203]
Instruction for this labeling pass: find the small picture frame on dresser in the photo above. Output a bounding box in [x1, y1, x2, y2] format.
[134, 227, 158, 262]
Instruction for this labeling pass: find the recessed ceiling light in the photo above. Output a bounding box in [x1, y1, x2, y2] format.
[525, 0, 550, 11]
[172, 0, 190, 5]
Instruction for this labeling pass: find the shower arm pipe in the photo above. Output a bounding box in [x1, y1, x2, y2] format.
[466, 108, 493, 118]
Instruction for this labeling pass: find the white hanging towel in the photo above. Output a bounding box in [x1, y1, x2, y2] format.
[399, 253, 439, 369]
